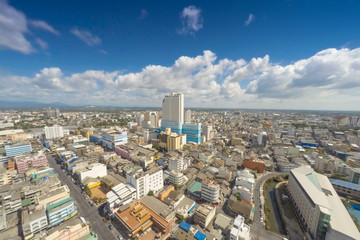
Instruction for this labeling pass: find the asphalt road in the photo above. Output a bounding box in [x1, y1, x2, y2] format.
[251, 172, 284, 240]
[47, 154, 120, 240]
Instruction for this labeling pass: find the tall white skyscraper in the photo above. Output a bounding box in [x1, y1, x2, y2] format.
[162, 93, 184, 123]
[184, 109, 192, 123]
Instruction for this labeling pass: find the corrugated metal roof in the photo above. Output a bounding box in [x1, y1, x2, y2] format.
[179, 221, 191, 233]
[330, 179, 360, 192]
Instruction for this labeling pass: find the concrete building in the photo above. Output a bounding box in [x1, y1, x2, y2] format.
[201, 178, 220, 204]
[43, 107, 60, 118]
[162, 93, 184, 123]
[349, 168, 360, 184]
[45, 222, 98, 240]
[235, 170, 255, 191]
[76, 163, 107, 182]
[184, 109, 192, 123]
[46, 197, 78, 227]
[257, 132, 267, 146]
[168, 158, 188, 172]
[229, 215, 250, 240]
[14, 153, 48, 173]
[232, 185, 252, 203]
[168, 170, 186, 187]
[44, 125, 64, 139]
[105, 183, 137, 215]
[194, 204, 216, 228]
[5, 142, 32, 157]
[144, 112, 159, 128]
[158, 128, 186, 152]
[178, 221, 207, 240]
[21, 207, 48, 239]
[0, 129, 27, 142]
[126, 167, 164, 199]
[287, 167, 360, 240]
[330, 179, 360, 201]
[202, 125, 214, 142]
[101, 128, 127, 150]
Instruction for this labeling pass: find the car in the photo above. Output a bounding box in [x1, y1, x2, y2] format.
[108, 225, 112, 230]
[118, 235, 123, 240]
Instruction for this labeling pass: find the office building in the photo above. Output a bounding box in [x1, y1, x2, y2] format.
[5, 142, 32, 157]
[183, 123, 202, 144]
[194, 204, 216, 228]
[287, 167, 360, 240]
[105, 183, 137, 215]
[201, 178, 220, 204]
[144, 112, 159, 128]
[178, 221, 207, 240]
[14, 153, 48, 173]
[169, 158, 187, 172]
[162, 93, 184, 123]
[101, 128, 127, 150]
[43, 107, 60, 118]
[126, 167, 164, 199]
[158, 128, 186, 151]
[46, 197, 78, 227]
[184, 109, 192, 123]
[44, 125, 64, 139]
[201, 125, 214, 142]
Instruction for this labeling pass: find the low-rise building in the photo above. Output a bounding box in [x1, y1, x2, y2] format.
[14, 153, 48, 173]
[229, 215, 250, 240]
[21, 207, 48, 239]
[45, 221, 98, 240]
[178, 221, 207, 240]
[105, 183, 137, 215]
[194, 204, 216, 229]
[201, 178, 220, 204]
[46, 197, 78, 227]
[168, 170, 186, 187]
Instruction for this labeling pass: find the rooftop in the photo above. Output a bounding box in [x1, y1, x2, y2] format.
[329, 178, 360, 192]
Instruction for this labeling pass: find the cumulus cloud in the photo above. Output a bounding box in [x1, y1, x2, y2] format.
[0, 0, 33, 54]
[71, 27, 101, 46]
[1, 47, 360, 110]
[138, 9, 149, 20]
[0, 1, 59, 54]
[177, 5, 203, 35]
[244, 13, 255, 26]
[29, 20, 59, 35]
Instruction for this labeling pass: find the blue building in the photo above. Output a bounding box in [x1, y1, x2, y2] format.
[161, 121, 201, 144]
[101, 129, 127, 150]
[178, 221, 207, 240]
[89, 134, 102, 143]
[46, 197, 77, 227]
[5, 142, 32, 157]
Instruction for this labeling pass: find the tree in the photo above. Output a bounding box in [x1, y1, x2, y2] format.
[147, 190, 154, 196]
[234, 193, 242, 201]
[84, 186, 92, 197]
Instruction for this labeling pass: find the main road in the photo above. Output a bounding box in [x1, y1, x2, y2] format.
[251, 172, 284, 240]
[47, 154, 121, 240]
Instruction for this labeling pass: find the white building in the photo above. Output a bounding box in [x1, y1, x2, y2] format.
[232, 185, 253, 203]
[169, 158, 188, 172]
[162, 93, 184, 123]
[194, 204, 216, 228]
[101, 128, 127, 149]
[287, 167, 360, 240]
[169, 170, 186, 187]
[184, 109, 191, 123]
[202, 125, 215, 142]
[44, 125, 64, 139]
[201, 178, 220, 204]
[126, 168, 164, 199]
[235, 170, 255, 191]
[22, 207, 48, 238]
[105, 183, 136, 215]
[229, 215, 250, 240]
[77, 163, 107, 182]
[257, 132, 267, 146]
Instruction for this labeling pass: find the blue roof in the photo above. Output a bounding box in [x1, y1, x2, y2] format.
[330, 179, 360, 192]
[179, 221, 191, 233]
[194, 230, 206, 240]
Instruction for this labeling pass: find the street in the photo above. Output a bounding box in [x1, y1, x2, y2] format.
[47, 154, 123, 240]
[251, 172, 284, 240]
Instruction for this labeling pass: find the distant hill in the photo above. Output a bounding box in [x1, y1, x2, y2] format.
[0, 100, 70, 108]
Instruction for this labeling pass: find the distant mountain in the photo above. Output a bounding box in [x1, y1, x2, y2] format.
[0, 100, 70, 108]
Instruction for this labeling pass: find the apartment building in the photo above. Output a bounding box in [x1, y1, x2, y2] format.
[5, 142, 32, 157]
[201, 178, 220, 204]
[46, 197, 78, 227]
[287, 167, 360, 240]
[126, 167, 164, 199]
[14, 153, 48, 173]
[44, 125, 64, 139]
[194, 204, 216, 228]
[168, 170, 186, 187]
[21, 207, 48, 239]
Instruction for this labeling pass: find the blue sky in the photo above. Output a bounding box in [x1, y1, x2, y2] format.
[1, 0, 360, 110]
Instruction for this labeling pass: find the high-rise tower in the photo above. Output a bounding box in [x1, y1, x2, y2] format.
[162, 93, 184, 123]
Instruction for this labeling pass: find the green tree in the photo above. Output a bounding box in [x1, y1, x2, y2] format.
[234, 193, 242, 201]
[147, 190, 154, 196]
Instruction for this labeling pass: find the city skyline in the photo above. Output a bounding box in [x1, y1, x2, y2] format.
[1, 1, 360, 110]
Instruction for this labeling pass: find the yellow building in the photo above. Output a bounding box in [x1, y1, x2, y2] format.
[158, 128, 185, 152]
[81, 129, 94, 139]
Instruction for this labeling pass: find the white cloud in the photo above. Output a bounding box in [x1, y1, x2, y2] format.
[244, 13, 255, 26]
[35, 38, 48, 49]
[1, 47, 360, 110]
[0, 1, 59, 54]
[71, 27, 101, 46]
[139, 9, 149, 20]
[177, 5, 203, 35]
[98, 49, 108, 54]
[0, 0, 33, 54]
[29, 20, 59, 35]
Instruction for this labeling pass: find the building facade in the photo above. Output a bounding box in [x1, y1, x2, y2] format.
[101, 129, 128, 150]
[15, 153, 48, 173]
[44, 125, 64, 139]
[126, 168, 164, 199]
[201, 178, 220, 204]
[5, 142, 32, 157]
[162, 93, 184, 123]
